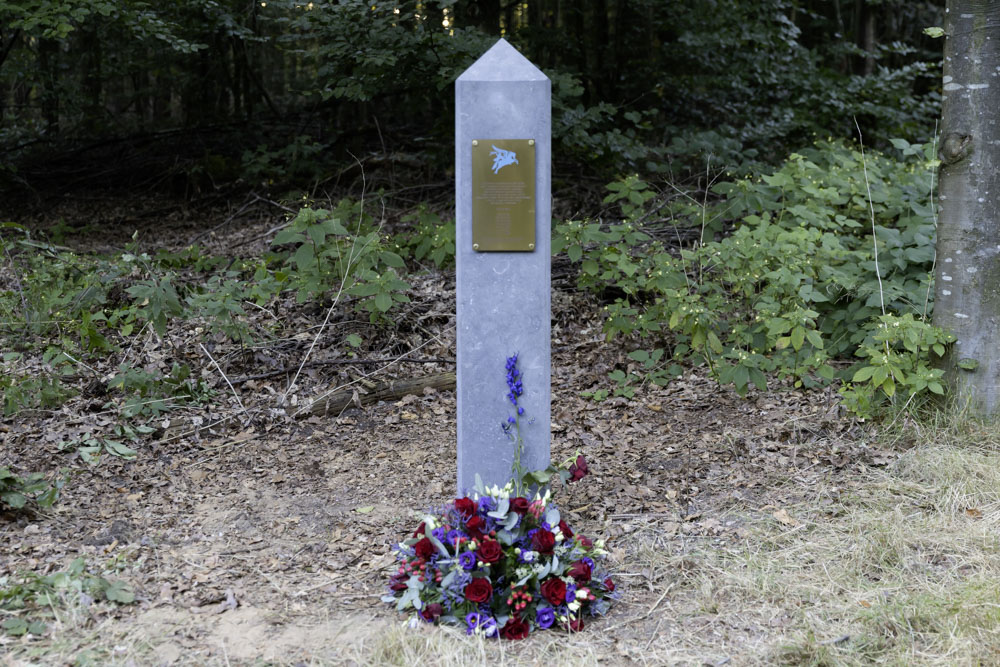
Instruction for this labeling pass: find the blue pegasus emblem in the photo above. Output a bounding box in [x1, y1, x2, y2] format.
[490, 145, 519, 174]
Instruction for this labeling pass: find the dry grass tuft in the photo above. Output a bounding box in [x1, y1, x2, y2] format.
[619, 413, 1000, 665]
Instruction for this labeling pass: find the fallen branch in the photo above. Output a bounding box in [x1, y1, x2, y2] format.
[230, 357, 455, 385]
[295, 371, 455, 418]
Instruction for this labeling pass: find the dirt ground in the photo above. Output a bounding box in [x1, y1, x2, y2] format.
[0, 196, 881, 665]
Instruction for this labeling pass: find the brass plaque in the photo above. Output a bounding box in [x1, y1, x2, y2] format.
[471, 139, 535, 252]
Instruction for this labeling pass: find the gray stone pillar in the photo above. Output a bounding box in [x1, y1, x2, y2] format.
[455, 39, 551, 493]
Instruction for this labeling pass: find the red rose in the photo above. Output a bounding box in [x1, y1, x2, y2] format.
[414, 537, 435, 560]
[477, 539, 503, 564]
[576, 534, 593, 548]
[500, 615, 530, 640]
[568, 455, 589, 482]
[413, 522, 426, 537]
[389, 572, 408, 591]
[540, 577, 566, 606]
[510, 497, 530, 515]
[420, 602, 443, 622]
[466, 515, 486, 540]
[454, 497, 476, 518]
[531, 528, 555, 554]
[568, 617, 585, 633]
[604, 577, 615, 592]
[464, 577, 492, 603]
[558, 519, 573, 539]
[568, 560, 592, 583]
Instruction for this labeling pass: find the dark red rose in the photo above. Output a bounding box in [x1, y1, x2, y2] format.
[576, 534, 593, 548]
[510, 497, 530, 515]
[413, 537, 435, 560]
[466, 515, 486, 539]
[419, 602, 443, 622]
[389, 572, 408, 591]
[603, 577, 615, 592]
[500, 615, 530, 640]
[558, 519, 573, 539]
[477, 539, 503, 564]
[540, 577, 567, 606]
[568, 617, 585, 633]
[531, 528, 555, 554]
[454, 497, 476, 518]
[568, 560, 592, 583]
[464, 577, 492, 603]
[413, 522, 426, 537]
[568, 455, 589, 482]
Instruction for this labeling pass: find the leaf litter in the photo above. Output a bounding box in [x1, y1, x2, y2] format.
[0, 198, 889, 665]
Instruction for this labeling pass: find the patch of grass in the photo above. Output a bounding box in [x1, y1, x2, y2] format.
[626, 413, 1000, 665]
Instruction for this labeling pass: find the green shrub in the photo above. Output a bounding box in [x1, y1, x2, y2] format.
[398, 206, 456, 270]
[556, 139, 951, 416]
[270, 201, 410, 318]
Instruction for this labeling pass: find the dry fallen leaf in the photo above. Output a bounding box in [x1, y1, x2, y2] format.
[772, 509, 799, 526]
[965, 507, 983, 518]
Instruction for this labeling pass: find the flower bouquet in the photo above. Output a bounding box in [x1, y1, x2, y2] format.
[383, 354, 616, 638]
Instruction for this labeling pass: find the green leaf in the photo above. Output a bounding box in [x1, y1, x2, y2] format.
[805, 329, 824, 349]
[628, 350, 649, 363]
[104, 580, 135, 604]
[374, 292, 393, 312]
[567, 245, 583, 263]
[104, 440, 137, 459]
[2, 617, 27, 636]
[958, 358, 979, 371]
[882, 378, 896, 398]
[790, 326, 805, 351]
[380, 251, 405, 268]
[1, 491, 26, 509]
[923, 26, 944, 38]
[853, 366, 876, 383]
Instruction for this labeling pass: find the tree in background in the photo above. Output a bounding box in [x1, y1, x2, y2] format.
[933, 2, 1000, 413]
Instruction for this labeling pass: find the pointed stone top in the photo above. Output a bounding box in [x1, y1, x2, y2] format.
[457, 38, 548, 82]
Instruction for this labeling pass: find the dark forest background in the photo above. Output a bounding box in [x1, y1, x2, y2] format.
[0, 0, 944, 199]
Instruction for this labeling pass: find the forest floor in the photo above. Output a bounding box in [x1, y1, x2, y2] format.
[3, 194, 1000, 666]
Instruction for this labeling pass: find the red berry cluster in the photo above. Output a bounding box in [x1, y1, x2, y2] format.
[506, 585, 534, 613]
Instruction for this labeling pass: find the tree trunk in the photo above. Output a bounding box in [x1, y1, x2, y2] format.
[861, 1, 876, 76]
[934, 0, 1000, 412]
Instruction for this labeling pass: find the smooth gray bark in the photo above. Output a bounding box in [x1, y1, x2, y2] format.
[934, 1, 1000, 412]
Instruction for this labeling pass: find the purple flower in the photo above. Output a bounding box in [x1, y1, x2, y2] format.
[565, 583, 577, 604]
[465, 612, 480, 635]
[478, 496, 496, 512]
[458, 551, 476, 571]
[535, 606, 556, 629]
[446, 529, 466, 544]
[432, 527, 447, 542]
[481, 615, 498, 637]
[582, 556, 595, 571]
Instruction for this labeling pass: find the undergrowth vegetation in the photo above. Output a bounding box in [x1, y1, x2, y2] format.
[0, 139, 952, 458]
[556, 138, 952, 417]
[0, 556, 135, 639]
